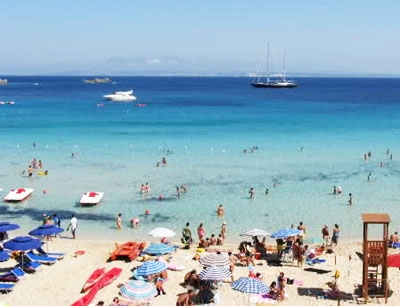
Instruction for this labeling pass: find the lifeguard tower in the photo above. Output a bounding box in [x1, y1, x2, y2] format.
[361, 213, 390, 303]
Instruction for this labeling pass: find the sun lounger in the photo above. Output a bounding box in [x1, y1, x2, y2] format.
[17, 261, 42, 273]
[25, 252, 58, 265]
[0, 282, 15, 293]
[34, 246, 65, 259]
[0, 267, 25, 282]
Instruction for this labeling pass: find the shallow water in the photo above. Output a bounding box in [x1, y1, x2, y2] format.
[0, 76, 399, 243]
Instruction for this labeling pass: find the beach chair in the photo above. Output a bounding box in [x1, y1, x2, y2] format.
[0, 267, 25, 282]
[34, 246, 65, 259]
[0, 282, 15, 293]
[17, 260, 42, 273]
[25, 252, 58, 265]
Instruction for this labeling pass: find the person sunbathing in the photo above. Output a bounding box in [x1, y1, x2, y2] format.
[176, 289, 196, 306]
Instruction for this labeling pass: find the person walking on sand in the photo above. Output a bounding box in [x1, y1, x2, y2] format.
[116, 213, 122, 229]
[67, 214, 78, 239]
[197, 223, 205, 241]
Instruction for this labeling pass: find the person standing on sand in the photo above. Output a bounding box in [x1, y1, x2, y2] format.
[197, 223, 205, 241]
[331, 224, 340, 246]
[67, 214, 78, 239]
[116, 213, 122, 229]
[176, 289, 196, 306]
[322, 225, 330, 246]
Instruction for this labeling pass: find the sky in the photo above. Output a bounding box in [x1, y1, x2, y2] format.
[1, 0, 399, 76]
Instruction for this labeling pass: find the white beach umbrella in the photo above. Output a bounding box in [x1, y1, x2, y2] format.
[148, 227, 176, 238]
[240, 228, 270, 237]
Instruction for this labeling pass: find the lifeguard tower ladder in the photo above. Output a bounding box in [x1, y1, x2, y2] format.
[361, 213, 390, 303]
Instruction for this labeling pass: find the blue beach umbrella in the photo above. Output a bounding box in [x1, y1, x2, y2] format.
[0, 250, 10, 262]
[270, 228, 303, 239]
[231, 277, 270, 294]
[3, 236, 42, 252]
[0, 221, 20, 232]
[143, 243, 174, 255]
[29, 224, 64, 237]
[120, 280, 157, 301]
[136, 260, 167, 277]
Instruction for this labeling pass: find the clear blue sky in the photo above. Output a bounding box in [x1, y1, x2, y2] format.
[1, 0, 399, 76]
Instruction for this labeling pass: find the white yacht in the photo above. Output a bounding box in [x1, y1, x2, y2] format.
[103, 90, 137, 102]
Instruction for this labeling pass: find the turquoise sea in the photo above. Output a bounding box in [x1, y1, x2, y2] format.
[1, 76, 400, 244]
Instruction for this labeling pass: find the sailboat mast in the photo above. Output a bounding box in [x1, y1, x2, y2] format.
[282, 48, 286, 82]
[266, 42, 270, 84]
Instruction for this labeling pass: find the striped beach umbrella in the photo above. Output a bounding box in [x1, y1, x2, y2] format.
[270, 228, 303, 239]
[198, 265, 232, 280]
[120, 280, 157, 301]
[143, 243, 174, 255]
[231, 277, 270, 294]
[136, 260, 167, 277]
[240, 228, 270, 237]
[200, 252, 230, 267]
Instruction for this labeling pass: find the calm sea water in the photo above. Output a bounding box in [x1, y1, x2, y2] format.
[1, 76, 400, 244]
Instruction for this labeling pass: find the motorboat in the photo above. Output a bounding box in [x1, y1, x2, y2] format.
[0, 78, 7, 85]
[103, 90, 137, 102]
[80, 191, 104, 206]
[4, 188, 34, 202]
[83, 77, 112, 84]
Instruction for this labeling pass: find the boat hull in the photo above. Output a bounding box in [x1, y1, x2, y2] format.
[4, 188, 34, 202]
[251, 82, 297, 88]
[80, 192, 104, 206]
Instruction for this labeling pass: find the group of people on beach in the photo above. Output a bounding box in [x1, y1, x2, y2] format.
[181, 221, 227, 250]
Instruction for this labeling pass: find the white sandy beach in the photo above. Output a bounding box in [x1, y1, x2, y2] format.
[1, 237, 400, 306]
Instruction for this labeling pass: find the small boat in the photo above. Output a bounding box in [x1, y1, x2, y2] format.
[103, 90, 137, 102]
[108, 242, 146, 262]
[80, 191, 104, 206]
[82, 77, 112, 84]
[4, 188, 34, 202]
[72, 267, 122, 306]
[0, 78, 7, 85]
[81, 267, 106, 293]
[251, 42, 297, 89]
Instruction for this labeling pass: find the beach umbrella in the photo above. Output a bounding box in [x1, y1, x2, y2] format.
[270, 228, 303, 239]
[120, 280, 157, 301]
[0, 221, 20, 232]
[143, 243, 174, 255]
[136, 260, 167, 277]
[231, 277, 270, 294]
[3, 236, 42, 252]
[240, 228, 270, 237]
[29, 225, 64, 251]
[198, 265, 232, 280]
[388, 253, 400, 268]
[200, 252, 230, 267]
[0, 250, 10, 262]
[28, 224, 64, 237]
[148, 227, 176, 238]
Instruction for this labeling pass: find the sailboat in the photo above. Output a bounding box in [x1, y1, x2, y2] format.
[251, 43, 297, 88]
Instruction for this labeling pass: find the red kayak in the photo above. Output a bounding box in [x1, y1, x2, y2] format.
[80, 267, 106, 293]
[72, 267, 122, 306]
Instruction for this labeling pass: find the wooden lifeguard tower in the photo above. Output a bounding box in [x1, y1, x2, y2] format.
[361, 213, 390, 303]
